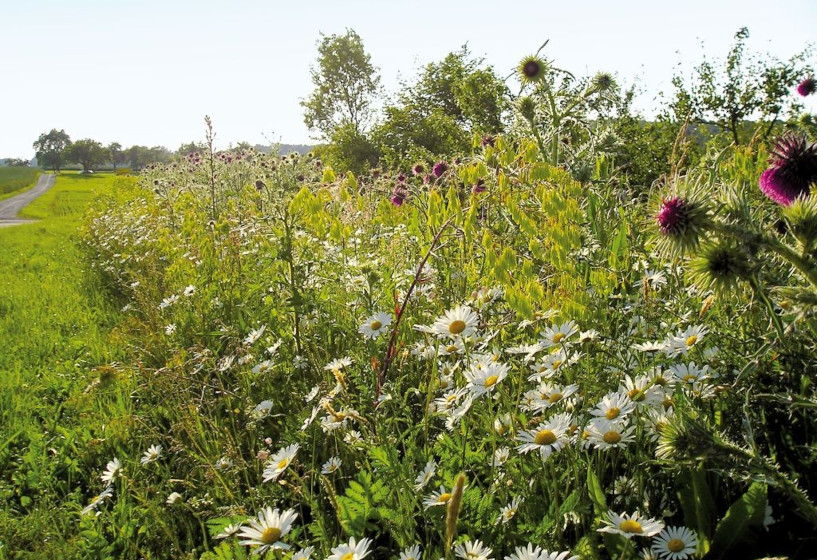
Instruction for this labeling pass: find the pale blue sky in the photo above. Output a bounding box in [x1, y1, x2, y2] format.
[1, 0, 815, 157]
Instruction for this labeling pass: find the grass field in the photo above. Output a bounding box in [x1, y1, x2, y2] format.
[0, 167, 40, 201]
[0, 173, 128, 557]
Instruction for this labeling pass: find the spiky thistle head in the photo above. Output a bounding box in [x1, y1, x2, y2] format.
[653, 181, 713, 257]
[590, 72, 617, 93]
[797, 77, 816, 97]
[517, 96, 537, 122]
[518, 55, 546, 84]
[781, 195, 817, 252]
[759, 134, 817, 206]
[656, 412, 719, 462]
[432, 161, 449, 178]
[689, 242, 754, 295]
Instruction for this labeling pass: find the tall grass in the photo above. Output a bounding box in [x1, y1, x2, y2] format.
[0, 167, 40, 201]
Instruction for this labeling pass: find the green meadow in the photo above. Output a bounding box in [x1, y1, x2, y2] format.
[0, 168, 40, 201]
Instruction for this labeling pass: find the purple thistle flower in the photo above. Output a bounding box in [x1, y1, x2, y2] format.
[412, 164, 425, 176]
[432, 161, 449, 178]
[396, 173, 407, 183]
[797, 77, 816, 97]
[473, 179, 486, 194]
[657, 196, 691, 236]
[391, 187, 407, 206]
[759, 134, 817, 206]
[481, 135, 496, 148]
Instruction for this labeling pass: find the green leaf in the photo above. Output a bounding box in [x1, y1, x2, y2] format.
[587, 469, 607, 515]
[709, 483, 767, 559]
[677, 466, 716, 549]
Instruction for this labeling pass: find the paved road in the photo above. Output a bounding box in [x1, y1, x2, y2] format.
[0, 174, 55, 227]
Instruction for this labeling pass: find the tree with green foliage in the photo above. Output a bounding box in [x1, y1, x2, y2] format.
[33, 129, 71, 173]
[108, 142, 127, 172]
[66, 139, 108, 173]
[372, 47, 509, 167]
[670, 27, 813, 145]
[3, 158, 30, 167]
[127, 145, 171, 171]
[301, 29, 381, 139]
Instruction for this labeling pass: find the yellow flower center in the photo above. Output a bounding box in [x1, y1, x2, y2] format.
[603, 431, 622, 444]
[439, 492, 452, 503]
[686, 335, 698, 347]
[534, 429, 557, 445]
[341, 553, 355, 560]
[548, 392, 563, 404]
[552, 360, 563, 369]
[449, 320, 467, 334]
[485, 375, 499, 387]
[667, 538, 686, 552]
[260, 526, 281, 544]
[276, 459, 289, 470]
[683, 374, 696, 383]
[370, 320, 382, 330]
[663, 397, 674, 410]
[628, 388, 645, 401]
[446, 345, 459, 353]
[619, 519, 643, 534]
[552, 332, 565, 343]
[654, 376, 668, 386]
[605, 407, 620, 420]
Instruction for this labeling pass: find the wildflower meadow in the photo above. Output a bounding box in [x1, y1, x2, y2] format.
[2, 31, 817, 560]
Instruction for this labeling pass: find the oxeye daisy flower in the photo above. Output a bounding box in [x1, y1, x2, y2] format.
[100, 458, 122, 486]
[431, 305, 480, 339]
[465, 361, 509, 397]
[291, 546, 315, 560]
[238, 507, 297, 554]
[650, 526, 698, 559]
[438, 338, 466, 356]
[358, 311, 392, 340]
[598, 510, 665, 538]
[140, 444, 162, 465]
[81, 486, 114, 515]
[523, 383, 579, 413]
[454, 539, 493, 560]
[214, 523, 241, 539]
[516, 414, 571, 460]
[633, 340, 668, 353]
[327, 537, 372, 560]
[166, 491, 183, 504]
[321, 457, 342, 474]
[620, 375, 662, 408]
[496, 496, 523, 525]
[414, 459, 437, 490]
[540, 321, 579, 347]
[399, 545, 422, 560]
[590, 392, 636, 421]
[424, 484, 454, 509]
[665, 324, 708, 356]
[586, 418, 636, 450]
[433, 387, 469, 413]
[669, 362, 712, 385]
[491, 446, 510, 468]
[505, 544, 579, 560]
[262, 443, 299, 482]
[243, 325, 266, 345]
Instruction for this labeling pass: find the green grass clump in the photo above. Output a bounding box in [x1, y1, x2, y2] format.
[0, 167, 40, 201]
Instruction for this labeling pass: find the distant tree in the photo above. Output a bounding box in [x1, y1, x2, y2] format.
[372, 47, 509, 166]
[325, 123, 380, 174]
[66, 139, 108, 173]
[108, 142, 127, 172]
[301, 29, 381, 139]
[33, 129, 71, 173]
[177, 141, 207, 157]
[670, 27, 814, 145]
[128, 145, 171, 171]
[4, 158, 30, 167]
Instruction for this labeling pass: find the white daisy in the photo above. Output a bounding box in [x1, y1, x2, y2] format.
[164, 324, 176, 336]
[321, 457, 342, 474]
[140, 444, 163, 465]
[620, 375, 662, 408]
[491, 446, 510, 468]
[324, 357, 353, 372]
[414, 459, 437, 490]
[464, 361, 509, 397]
[424, 485, 454, 509]
[454, 539, 493, 560]
[504, 544, 579, 560]
[100, 458, 122, 486]
[81, 486, 114, 515]
[262, 443, 299, 482]
[669, 362, 712, 384]
[431, 305, 480, 339]
[590, 392, 636, 421]
[327, 537, 372, 560]
[496, 496, 523, 524]
[183, 285, 196, 297]
[166, 491, 183, 504]
[650, 526, 698, 559]
[597, 510, 665, 538]
[437, 338, 466, 356]
[244, 325, 267, 346]
[214, 523, 241, 539]
[291, 546, 315, 560]
[586, 418, 636, 450]
[358, 311, 392, 340]
[399, 544, 422, 560]
[238, 507, 298, 554]
[633, 340, 668, 353]
[540, 320, 579, 347]
[516, 413, 571, 460]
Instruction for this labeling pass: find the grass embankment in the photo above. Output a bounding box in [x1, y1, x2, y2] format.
[0, 167, 40, 202]
[0, 173, 128, 558]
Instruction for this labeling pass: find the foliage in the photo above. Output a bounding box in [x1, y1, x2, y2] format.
[301, 28, 381, 139]
[670, 27, 814, 145]
[0, 166, 40, 199]
[66, 139, 109, 172]
[33, 128, 71, 173]
[108, 142, 127, 172]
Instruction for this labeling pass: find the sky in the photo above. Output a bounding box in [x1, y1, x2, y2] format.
[1, 0, 815, 158]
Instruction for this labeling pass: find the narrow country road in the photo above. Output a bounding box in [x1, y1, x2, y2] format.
[0, 174, 55, 227]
